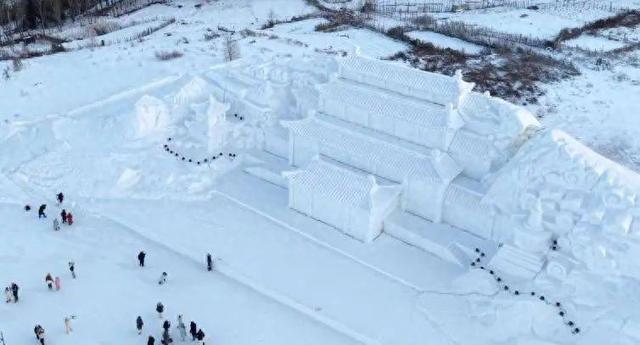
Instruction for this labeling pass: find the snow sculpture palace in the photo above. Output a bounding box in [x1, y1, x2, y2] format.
[206, 54, 640, 283]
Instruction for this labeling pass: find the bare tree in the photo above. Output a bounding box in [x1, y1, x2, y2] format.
[223, 33, 240, 62]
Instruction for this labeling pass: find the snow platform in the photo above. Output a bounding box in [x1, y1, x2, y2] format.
[243, 152, 290, 188]
[384, 210, 494, 267]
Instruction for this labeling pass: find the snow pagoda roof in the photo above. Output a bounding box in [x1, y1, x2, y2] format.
[284, 158, 394, 210]
[338, 55, 474, 107]
[282, 116, 462, 182]
[317, 79, 449, 127]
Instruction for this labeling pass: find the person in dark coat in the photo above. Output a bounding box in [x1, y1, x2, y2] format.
[189, 321, 197, 341]
[45, 273, 54, 290]
[69, 261, 76, 279]
[162, 320, 170, 332]
[156, 302, 164, 318]
[136, 316, 144, 334]
[61, 209, 67, 224]
[10, 283, 18, 302]
[38, 204, 47, 218]
[196, 329, 205, 344]
[147, 335, 155, 345]
[161, 329, 173, 345]
[34, 325, 45, 345]
[206, 254, 213, 271]
[138, 251, 146, 267]
[56, 192, 64, 204]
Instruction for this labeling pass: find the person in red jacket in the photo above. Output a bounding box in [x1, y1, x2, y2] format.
[67, 212, 74, 226]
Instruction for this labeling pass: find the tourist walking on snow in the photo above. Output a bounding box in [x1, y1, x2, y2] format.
[196, 328, 205, 345]
[61, 209, 67, 224]
[156, 302, 165, 318]
[45, 273, 54, 290]
[4, 287, 12, 303]
[54, 276, 61, 291]
[11, 282, 19, 302]
[176, 315, 187, 341]
[138, 251, 146, 267]
[158, 272, 168, 285]
[34, 324, 45, 345]
[189, 322, 197, 341]
[136, 316, 144, 335]
[64, 316, 74, 334]
[53, 218, 60, 231]
[57, 192, 64, 205]
[206, 253, 213, 271]
[67, 212, 74, 225]
[38, 204, 47, 218]
[162, 329, 173, 345]
[148, 335, 155, 345]
[163, 319, 171, 332]
[69, 261, 76, 279]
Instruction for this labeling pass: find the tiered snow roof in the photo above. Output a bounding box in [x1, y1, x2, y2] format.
[328, 56, 540, 179]
[317, 79, 459, 150]
[448, 129, 496, 179]
[285, 158, 379, 210]
[283, 116, 461, 183]
[318, 79, 448, 127]
[338, 56, 474, 107]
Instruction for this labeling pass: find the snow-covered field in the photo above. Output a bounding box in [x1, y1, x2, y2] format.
[3, 1, 640, 345]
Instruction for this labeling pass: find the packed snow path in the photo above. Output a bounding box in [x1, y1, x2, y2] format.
[0, 199, 357, 345]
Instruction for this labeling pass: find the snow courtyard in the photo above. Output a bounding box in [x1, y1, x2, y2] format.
[3, 1, 640, 345]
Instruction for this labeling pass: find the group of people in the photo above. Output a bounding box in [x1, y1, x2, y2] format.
[27, 192, 75, 230]
[4, 282, 19, 303]
[133, 252, 214, 345]
[13, 192, 219, 345]
[44, 273, 61, 291]
[140, 310, 207, 345]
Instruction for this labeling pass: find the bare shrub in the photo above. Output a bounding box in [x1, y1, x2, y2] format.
[88, 20, 122, 37]
[12, 57, 23, 72]
[204, 31, 220, 41]
[155, 50, 183, 61]
[223, 34, 240, 62]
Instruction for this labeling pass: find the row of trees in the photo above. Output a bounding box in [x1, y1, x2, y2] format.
[0, 0, 121, 35]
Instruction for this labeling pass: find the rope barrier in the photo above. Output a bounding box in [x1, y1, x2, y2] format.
[470, 248, 580, 335]
[162, 137, 237, 165]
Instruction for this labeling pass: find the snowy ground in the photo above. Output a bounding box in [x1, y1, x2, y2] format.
[3, 0, 640, 344]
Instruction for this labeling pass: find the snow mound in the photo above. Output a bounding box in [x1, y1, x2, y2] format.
[135, 95, 170, 138]
[115, 168, 142, 191]
[450, 269, 499, 296]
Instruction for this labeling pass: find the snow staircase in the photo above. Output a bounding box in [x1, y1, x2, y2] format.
[243, 152, 289, 188]
[489, 244, 545, 280]
[384, 210, 493, 267]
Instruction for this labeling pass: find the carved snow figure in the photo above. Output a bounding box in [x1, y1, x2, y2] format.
[136, 95, 170, 138]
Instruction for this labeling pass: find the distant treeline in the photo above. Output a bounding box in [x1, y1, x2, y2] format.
[0, 0, 121, 33]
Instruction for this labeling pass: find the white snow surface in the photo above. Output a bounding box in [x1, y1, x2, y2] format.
[3, 1, 640, 345]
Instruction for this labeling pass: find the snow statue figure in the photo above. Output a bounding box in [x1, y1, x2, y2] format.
[513, 196, 553, 254]
[207, 95, 231, 153]
[135, 95, 170, 138]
